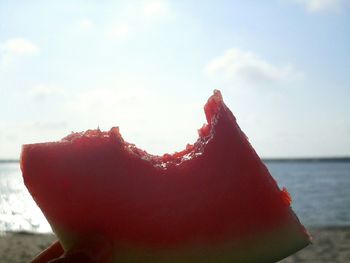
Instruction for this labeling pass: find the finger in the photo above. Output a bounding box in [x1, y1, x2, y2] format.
[31, 241, 64, 263]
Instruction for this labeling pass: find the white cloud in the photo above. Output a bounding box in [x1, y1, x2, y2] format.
[104, 1, 171, 41]
[108, 24, 130, 40]
[29, 84, 63, 101]
[34, 121, 68, 130]
[75, 18, 94, 32]
[66, 87, 146, 114]
[144, 0, 169, 17]
[205, 48, 303, 85]
[1, 38, 39, 55]
[0, 38, 39, 69]
[291, 0, 348, 12]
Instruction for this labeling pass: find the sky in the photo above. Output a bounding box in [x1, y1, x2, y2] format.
[0, 0, 349, 159]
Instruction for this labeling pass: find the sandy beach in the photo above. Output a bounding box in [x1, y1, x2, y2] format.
[0, 227, 349, 263]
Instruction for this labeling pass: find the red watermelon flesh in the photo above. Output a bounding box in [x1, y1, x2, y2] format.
[21, 90, 310, 262]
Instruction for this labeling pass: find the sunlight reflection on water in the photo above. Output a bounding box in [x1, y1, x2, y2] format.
[0, 162, 51, 233]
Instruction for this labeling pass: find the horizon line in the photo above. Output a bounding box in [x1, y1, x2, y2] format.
[1, 156, 350, 163]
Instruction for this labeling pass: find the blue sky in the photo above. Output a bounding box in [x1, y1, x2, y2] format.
[0, 0, 349, 159]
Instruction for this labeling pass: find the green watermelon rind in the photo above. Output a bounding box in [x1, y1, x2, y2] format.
[53, 221, 309, 263]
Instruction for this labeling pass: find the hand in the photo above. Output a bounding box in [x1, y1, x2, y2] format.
[31, 235, 113, 263]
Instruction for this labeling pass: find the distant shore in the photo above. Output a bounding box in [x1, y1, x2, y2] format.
[263, 157, 350, 163]
[0, 159, 20, 163]
[1, 227, 349, 263]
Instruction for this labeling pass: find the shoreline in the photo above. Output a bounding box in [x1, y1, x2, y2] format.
[1, 227, 349, 263]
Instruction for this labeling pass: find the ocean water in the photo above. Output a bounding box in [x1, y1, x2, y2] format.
[0, 162, 51, 233]
[0, 160, 349, 233]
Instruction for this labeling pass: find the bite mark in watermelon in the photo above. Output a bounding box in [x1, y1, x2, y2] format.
[21, 90, 311, 262]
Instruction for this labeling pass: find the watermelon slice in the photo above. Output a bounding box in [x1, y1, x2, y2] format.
[21, 90, 310, 262]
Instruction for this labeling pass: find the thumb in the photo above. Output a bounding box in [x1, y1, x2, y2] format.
[50, 235, 113, 263]
[31, 241, 64, 263]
